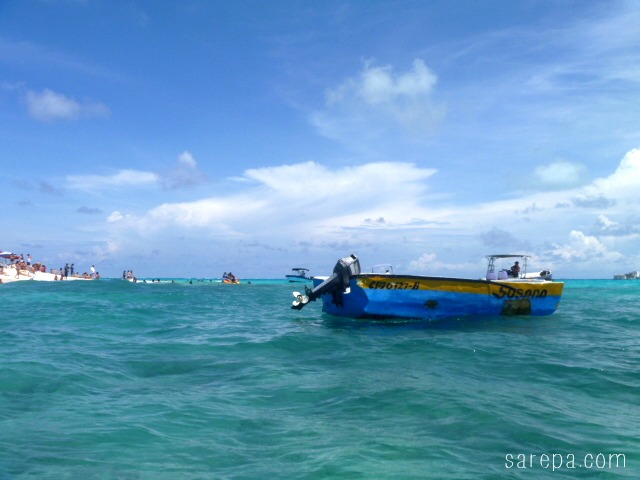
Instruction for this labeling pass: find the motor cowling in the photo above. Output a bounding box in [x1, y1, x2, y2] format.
[291, 254, 360, 310]
[334, 254, 361, 285]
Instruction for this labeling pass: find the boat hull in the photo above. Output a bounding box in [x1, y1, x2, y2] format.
[315, 274, 564, 320]
[286, 275, 312, 283]
[1, 267, 95, 283]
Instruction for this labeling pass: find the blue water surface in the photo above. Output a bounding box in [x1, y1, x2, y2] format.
[0, 279, 638, 479]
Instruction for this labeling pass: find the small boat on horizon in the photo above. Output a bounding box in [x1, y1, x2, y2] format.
[613, 270, 640, 280]
[291, 254, 563, 321]
[285, 267, 313, 283]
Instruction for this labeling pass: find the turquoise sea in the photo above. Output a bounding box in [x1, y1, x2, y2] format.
[0, 278, 637, 479]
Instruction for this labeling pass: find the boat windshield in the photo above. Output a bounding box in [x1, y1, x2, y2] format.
[371, 264, 393, 274]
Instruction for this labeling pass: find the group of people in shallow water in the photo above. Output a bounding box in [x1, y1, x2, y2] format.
[122, 270, 242, 284]
[53, 262, 99, 280]
[0, 252, 98, 281]
[124, 271, 174, 283]
[3, 253, 47, 276]
[222, 272, 239, 283]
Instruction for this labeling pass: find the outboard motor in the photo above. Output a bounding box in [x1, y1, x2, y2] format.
[291, 254, 361, 310]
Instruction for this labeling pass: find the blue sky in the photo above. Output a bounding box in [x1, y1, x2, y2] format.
[1, 0, 639, 279]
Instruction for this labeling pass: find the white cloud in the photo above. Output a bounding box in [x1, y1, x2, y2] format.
[336, 58, 438, 106]
[534, 161, 586, 188]
[66, 152, 208, 193]
[110, 161, 438, 238]
[91, 240, 121, 262]
[67, 170, 160, 191]
[312, 59, 443, 145]
[595, 214, 618, 231]
[589, 148, 640, 197]
[107, 148, 637, 246]
[178, 151, 197, 168]
[473, 148, 640, 223]
[407, 252, 478, 275]
[160, 151, 208, 189]
[243, 161, 435, 198]
[407, 252, 439, 273]
[96, 147, 640, 277]
[593, 214, 640, 237]
[146, 197, 267, 230]
[26, 88, 109, 121]
[548, 230, 623, 262]
[480, 227, 531, 251]
[107, 211, 124, 222]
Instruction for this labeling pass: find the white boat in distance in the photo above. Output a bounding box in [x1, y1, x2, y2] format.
[286, 268, 313, 283]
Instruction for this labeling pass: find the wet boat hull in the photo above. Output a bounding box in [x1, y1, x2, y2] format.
[316, 274, 564, 320]
[286, 275, 312, 283]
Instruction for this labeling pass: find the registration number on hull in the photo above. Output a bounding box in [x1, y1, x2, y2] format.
[366, 280, 420, 290]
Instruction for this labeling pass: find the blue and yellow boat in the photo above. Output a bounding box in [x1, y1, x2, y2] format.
[291, 254, 563, 320]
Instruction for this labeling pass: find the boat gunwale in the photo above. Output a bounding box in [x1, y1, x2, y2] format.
[314, 273, 562, 285]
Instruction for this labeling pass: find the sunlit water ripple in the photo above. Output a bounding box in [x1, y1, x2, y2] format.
[0, 279, 637, 479]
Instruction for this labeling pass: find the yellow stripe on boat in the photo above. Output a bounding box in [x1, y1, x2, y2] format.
[357, 275, 564, 297]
